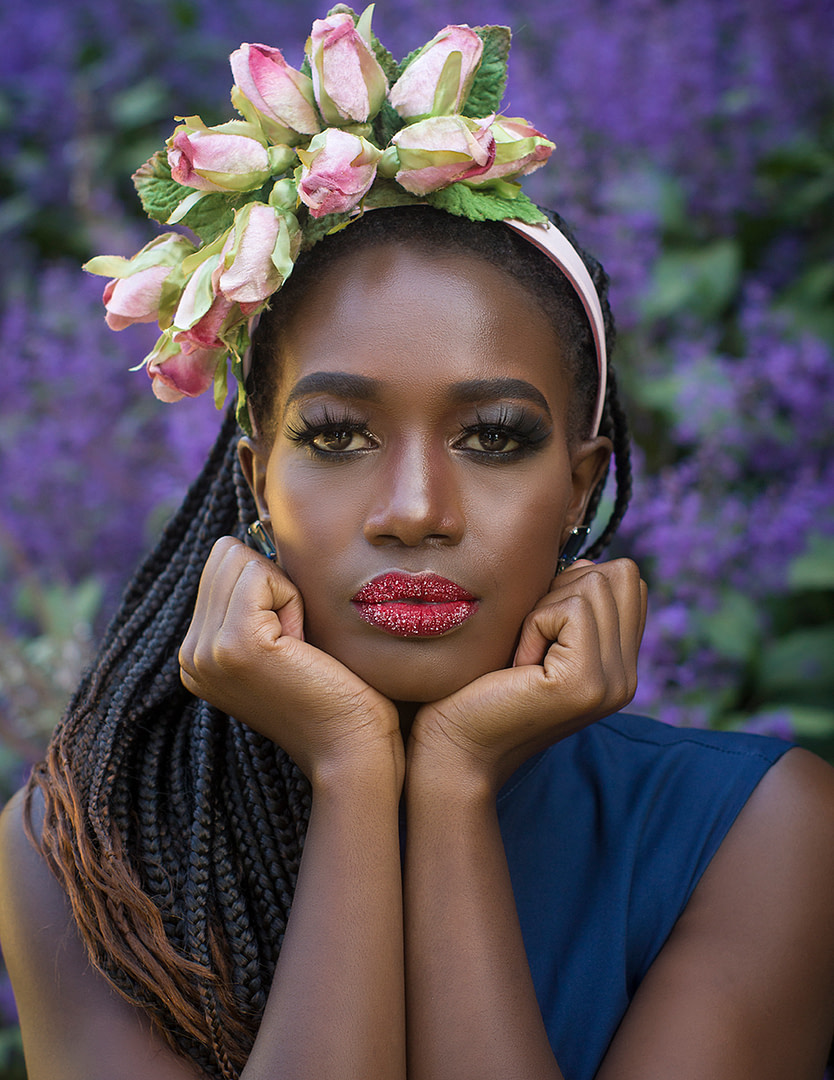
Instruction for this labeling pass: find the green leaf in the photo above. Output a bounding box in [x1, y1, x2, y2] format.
[696, 590, 762, 662]
[298, 208, 353, 250]
[133, 152, 271, 242]
[462, 26, 511, 118]
[425, 183, 546, 224]
[641, 239, 741, 322]
[789, 534, 834, 591]
[757, 625, 834, 702]
[133, 151, 188, 227]
[373, 99, 405, 148]
[782, 706, 834, 739]
[370, 29, 399, 85]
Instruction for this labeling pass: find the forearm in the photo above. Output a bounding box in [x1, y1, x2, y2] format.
[242, 758, 406, 1080]
[404, 757, 564, 1080]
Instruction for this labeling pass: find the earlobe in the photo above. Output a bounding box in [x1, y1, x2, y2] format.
[237, 436, 271, 526]
[560, 436, 613, 551]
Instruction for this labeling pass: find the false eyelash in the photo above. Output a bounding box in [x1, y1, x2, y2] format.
[285, 407, 376, 458]
[285, 406, 367, 442]
[457, 406, 551, 456]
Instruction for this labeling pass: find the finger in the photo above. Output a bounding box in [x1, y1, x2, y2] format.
[180, 537, 245, 667]
[223, 557, 305, 644]
[553, 558, 646, 675]
[551, 570, 624, 678]
[514, 565, 620, 670]
[594, 559, 646, 680]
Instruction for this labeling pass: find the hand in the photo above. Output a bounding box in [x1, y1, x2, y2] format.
[179, 537, 403, 786]
[409, 559, 647, 794]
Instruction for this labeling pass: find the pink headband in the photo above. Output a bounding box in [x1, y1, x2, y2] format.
[504, 218, 607, 436]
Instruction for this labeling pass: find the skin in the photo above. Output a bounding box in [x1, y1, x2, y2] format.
[2, 241, 834, 1080]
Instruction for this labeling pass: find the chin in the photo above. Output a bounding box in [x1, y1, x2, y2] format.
[341, 639, 512, 706]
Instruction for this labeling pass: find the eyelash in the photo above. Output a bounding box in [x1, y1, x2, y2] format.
[456, 407, 550, 461]
[285, 407, 378, 460]
[285, 406, 550, 462]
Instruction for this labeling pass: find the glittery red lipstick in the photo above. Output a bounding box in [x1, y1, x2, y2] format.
[352, 572, 478, 637]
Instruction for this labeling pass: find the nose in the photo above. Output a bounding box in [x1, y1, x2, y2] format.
[362, 438, 465, 547]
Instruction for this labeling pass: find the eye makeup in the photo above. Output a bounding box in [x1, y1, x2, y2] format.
[285, 406, 378, 460]
[285, 400, 551, 464]
[454, 405, 551, 461]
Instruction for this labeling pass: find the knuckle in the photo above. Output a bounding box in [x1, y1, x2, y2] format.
[579, 681, 609, 714]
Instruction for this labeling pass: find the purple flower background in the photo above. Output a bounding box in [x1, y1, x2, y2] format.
[1, 0, 832, 1068]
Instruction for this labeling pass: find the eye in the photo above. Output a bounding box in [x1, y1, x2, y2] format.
[454, 407, 551, 460]
[310, 428, 375, 453]
[457, 427, 522, 454]
[285, 410, 378, 459]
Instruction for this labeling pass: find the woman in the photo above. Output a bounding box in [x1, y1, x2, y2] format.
[2, 11, 834, 1079]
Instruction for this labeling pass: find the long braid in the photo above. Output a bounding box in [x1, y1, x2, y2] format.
[25, 409, 312, 1078]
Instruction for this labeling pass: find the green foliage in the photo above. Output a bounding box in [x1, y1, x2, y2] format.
[0, 1026, 25, 1080]
[463, 26, 511, 119]
[426, 183, 546, 223]
[133, 152, 269, 242]
[641, 239, 741, 322]
[0, 577, 102, 801]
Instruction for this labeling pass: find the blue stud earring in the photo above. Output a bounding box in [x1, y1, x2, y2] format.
[247, 520, 277, 560]
[556, 526, 590, 574]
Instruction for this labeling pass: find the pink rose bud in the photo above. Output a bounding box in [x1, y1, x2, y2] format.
[391, 115, 495, 196]
[307, 9, 388, 125]
[388, 25, 483, 120]
[84, 233, 196, 330]
[173, 252, 238, 345]
[230, 43, 321, 145]
[213, 202, 301, 305]
[102, 269, 170, 331]
[167, 117, 272, 192]
[467, 117, 555, 185]
[297, 128, 382, 218]
[145, 334, 224, 402]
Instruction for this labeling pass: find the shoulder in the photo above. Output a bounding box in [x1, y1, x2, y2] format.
[0, 786, 202, 1080]
[597, 748, 834, 1077]
[704, 744, 834, 899]
[0, 786, 65, 949]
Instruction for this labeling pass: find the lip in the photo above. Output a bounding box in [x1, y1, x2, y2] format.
[352, 572, 479, 638]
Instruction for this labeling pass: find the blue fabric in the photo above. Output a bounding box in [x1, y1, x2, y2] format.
[496, 712, 793, 1080]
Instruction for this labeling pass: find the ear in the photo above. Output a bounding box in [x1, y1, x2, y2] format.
[237, 435, 271, 526]
[562, 435, 613, 544]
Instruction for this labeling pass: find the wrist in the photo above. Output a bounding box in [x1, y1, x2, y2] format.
[405, 724, 500, 808]
[310, 726, 405, 801]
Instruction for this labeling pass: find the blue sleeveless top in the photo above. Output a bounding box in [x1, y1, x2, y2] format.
[496, 712, 792, 1080]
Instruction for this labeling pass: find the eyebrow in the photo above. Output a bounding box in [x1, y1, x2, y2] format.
[283, 372, 551, 417]
[447, 378, 551, 417]
[284, 372, 384, 409]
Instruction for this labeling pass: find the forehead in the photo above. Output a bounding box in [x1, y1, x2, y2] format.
[274, 243, 571, 413]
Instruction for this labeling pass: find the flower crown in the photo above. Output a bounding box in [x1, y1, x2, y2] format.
[84, 5, 557, 435]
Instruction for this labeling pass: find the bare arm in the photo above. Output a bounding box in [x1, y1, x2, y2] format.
[242, 759, 405, 1080]
[597, 746, 834, 1079]
[0, 789, 204, 1080]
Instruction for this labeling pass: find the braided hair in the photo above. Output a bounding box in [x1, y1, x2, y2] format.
[24, 206, 631, 1077]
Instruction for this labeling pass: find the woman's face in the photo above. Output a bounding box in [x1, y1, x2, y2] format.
[241, 242, 609, 703]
